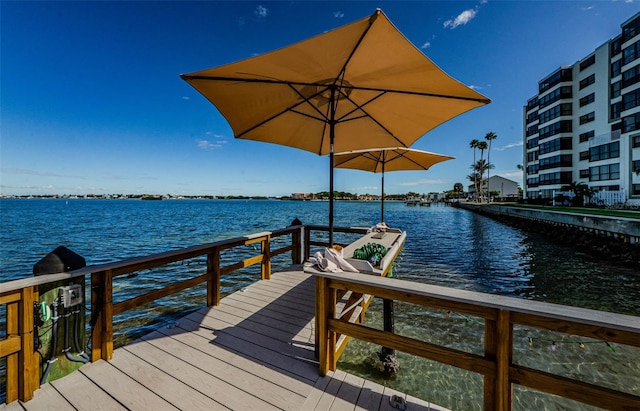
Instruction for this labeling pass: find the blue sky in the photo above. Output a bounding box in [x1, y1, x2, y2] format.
[1, 1, 638, 197]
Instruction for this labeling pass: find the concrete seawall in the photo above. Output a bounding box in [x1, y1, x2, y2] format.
[457, 202, 640, 266]
[458, 203, 640, 243]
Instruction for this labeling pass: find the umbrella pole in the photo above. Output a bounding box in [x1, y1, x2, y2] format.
[380, 158, 385, 223]
[328, 87, 336, 248]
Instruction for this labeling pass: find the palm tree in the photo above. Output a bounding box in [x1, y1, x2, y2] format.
[476, 141, 488, 201]
[484, 132, 497, 202]
[453, 182, 464, 199]
[469, 139, 480, 200]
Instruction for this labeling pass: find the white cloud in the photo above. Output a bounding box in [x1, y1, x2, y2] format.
[444, 8, 478, 29]
[254, 5, 268, 18]
[182, 96, 190, 100]
[197, 139, 225, 150]
[334, 11, 344, 18]
[399, 179, 449, 187]
[421, 41, 431, 49]
[494, 141, 523, 151]
[1, 168, 83, 178]
[499, 171, 524, 179]
[469, 84, 482, 90]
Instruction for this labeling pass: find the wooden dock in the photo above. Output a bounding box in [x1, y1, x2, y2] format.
[1, 268, 446, 411]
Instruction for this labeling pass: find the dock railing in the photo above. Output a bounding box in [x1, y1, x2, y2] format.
[0, 225, 304, 403]
[314, 270, 640, 411]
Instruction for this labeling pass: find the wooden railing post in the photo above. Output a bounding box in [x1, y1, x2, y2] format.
[207, 248, 221, 306]
[261, 234, 271, 280]
[304, 226, 311, 263]
[315, 276, 337, 376]
[484, 309, 512, 411]
[91, 270, 113, 361]
[13, 286, 39, 402]
[5, 299, 19, 403]
[291, 226, 303, 264]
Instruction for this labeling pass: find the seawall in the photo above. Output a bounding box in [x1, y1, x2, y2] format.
[457, 202, 640, 266]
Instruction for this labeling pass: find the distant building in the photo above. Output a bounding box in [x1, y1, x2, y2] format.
[290, 192, 315, 200]
[468, 175, 519, 199]
[523, 12, 640, 204]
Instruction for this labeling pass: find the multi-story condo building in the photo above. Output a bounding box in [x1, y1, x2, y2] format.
[523, 12, 640, 205]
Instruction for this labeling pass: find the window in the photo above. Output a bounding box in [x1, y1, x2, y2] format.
[623, 15, 640, 42]
[539, 86, 572, 109]
[580, 150, 590, 161]
[527, 151, 539, 162]
[590, 141, 620, 162]
[633, 184, 640, 195]
[526, 111, 539, 124]
[622, 88, 640, 111]
[579, 55, 595, 71]
[623, 112, 640, 133]
[590, 163, 620, 182]
[611, 81, 622, 98]
[633, 159, 640, 173]
[539, 69, 572, 93]
[579, 169, 590, 178]
[527, 177, 539, 187]
[611, 60, 622, 77]
[527, 164, 539, 174]
[539, 154, 572, 170]
[579, 131, 595, 143]
[539, 120, 572, 139]
[622, 65, 640, 88]
[539, 103, 572, 124]
[623, 40, 640, 65]
[526, 136, 539, 149]
[611, 36, 622, 57]
[579, 74, 595, 90]
[633, 135, 640, 148]
[611, 102, 622, 120]
[579, 93, 595, 107]
[539, 137, 572, 155]
[579, 112, 595, 125]
[527, 96, 539, 111]
[539, 171, 572, 185]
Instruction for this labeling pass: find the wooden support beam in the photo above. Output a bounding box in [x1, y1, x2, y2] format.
[18, 286, 39, 402]
[261, 235, 271, 280]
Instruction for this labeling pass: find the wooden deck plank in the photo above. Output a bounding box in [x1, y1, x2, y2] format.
[110, 346, 237, 410]
[168, 317, 320, 381]
[79, 358, 181, 411]
[184, 308, 316, 361]
[50, 366, 128, 410]
[150, 326, 316, 398]
[313, 369, 348, 411]
[0, 401, 24, 411]
[195, 302, 315, 346]
[131, 331, 306, 410]
[192, 298, 315, 346]
[301, 372, 336, 410]
[354, 379, 385, 411]
[21, 383, 74, 411]
[327, 371, 367, 411]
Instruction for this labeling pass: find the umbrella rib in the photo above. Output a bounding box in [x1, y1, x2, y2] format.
[235, 83, 330, 138]
[181, 75, 490, 104]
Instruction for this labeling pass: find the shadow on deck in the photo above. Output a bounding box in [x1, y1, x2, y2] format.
[1, 268, 446, 411]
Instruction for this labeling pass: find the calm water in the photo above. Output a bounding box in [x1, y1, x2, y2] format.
[1, 198, 639, 409]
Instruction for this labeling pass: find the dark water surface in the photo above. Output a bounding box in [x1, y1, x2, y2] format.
[1, 199, 638, 409]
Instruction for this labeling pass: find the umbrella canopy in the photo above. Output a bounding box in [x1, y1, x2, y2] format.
[334, 147, 454, 222]
[181, 8, 490, 245]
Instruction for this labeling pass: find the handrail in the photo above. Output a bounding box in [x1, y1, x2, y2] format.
[0, 225, 303, 404]
[313, 271, 640, 411]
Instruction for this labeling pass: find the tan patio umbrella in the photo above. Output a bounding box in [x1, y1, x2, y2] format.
[334, 147, 454, 223]
[181, 8, 489, 245]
